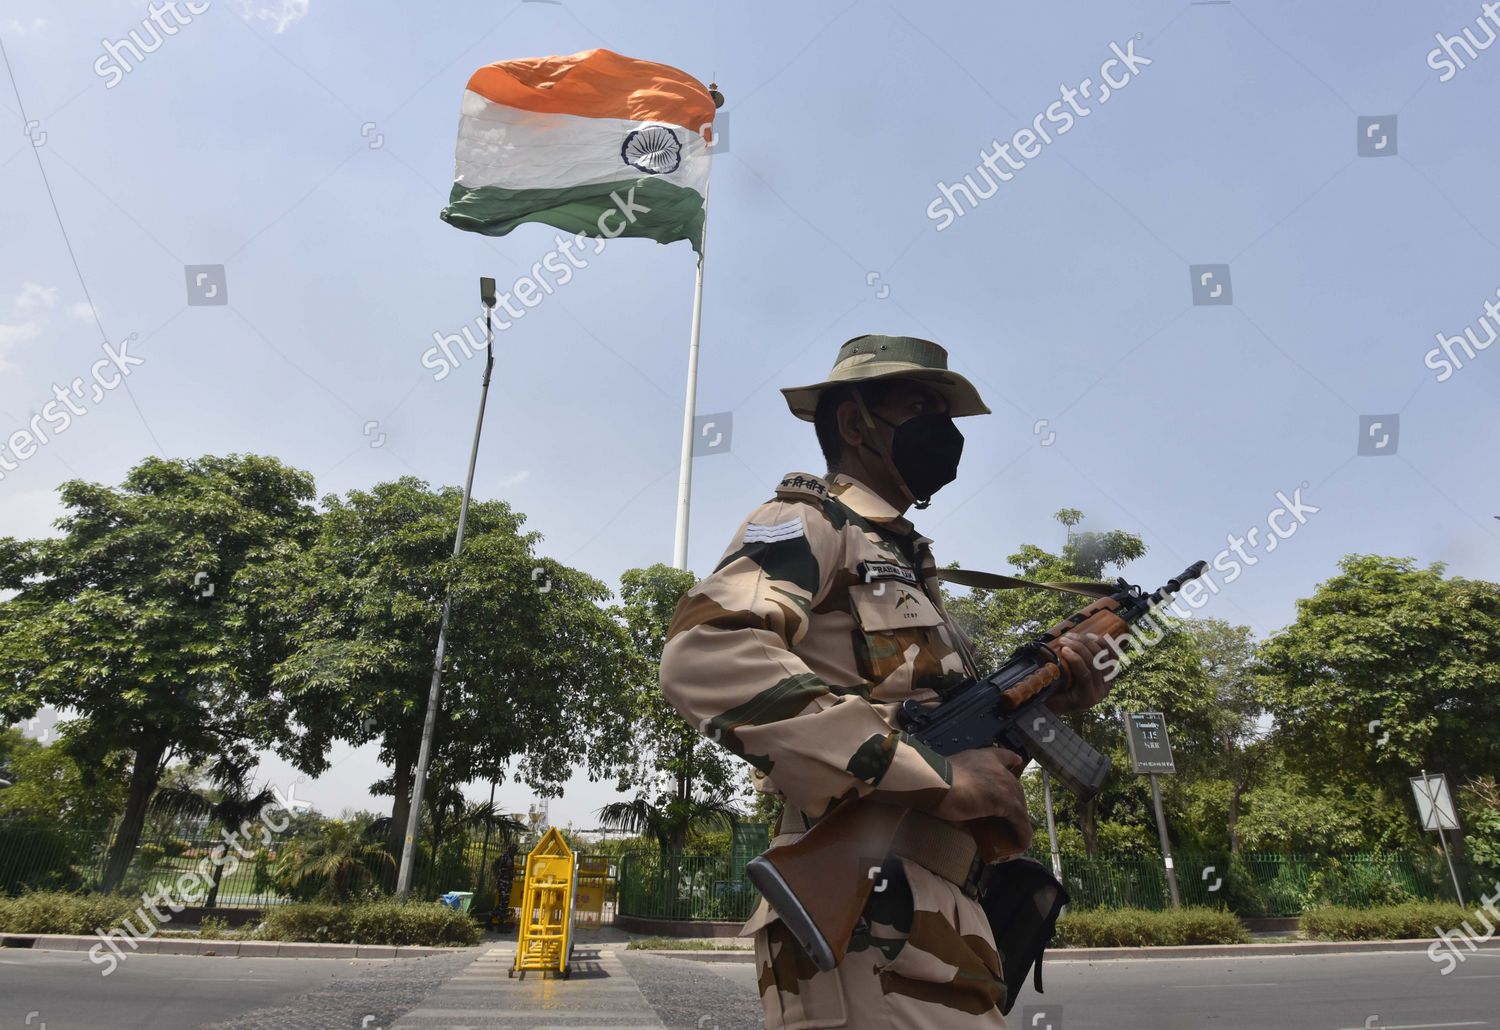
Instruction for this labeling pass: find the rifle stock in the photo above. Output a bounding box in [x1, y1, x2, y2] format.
[745, 800, 909, 971]
[746, 561, 1207, 972]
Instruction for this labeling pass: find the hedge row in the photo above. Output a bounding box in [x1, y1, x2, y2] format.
[0, 892, 479, 947]
[257, 900, 480, 946]
[0, 892, 139, 935]
[1300, 903, 1474, 941]
[1053, 906, 1250, 947]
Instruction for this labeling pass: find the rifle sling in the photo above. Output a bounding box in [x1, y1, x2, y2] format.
[938, 567, 1116, 598]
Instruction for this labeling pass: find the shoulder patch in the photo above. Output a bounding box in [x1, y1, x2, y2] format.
[775, 472, 829, 501]
[743, 516, 805, 545]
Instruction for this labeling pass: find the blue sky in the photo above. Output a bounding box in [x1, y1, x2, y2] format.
[3, 0, 1498, 830]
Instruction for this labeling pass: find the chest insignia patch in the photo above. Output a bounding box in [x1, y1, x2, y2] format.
[857, 560, 919, 587]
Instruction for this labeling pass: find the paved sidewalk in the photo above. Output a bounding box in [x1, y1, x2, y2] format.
[639, 935, 1500, 964]
[391, 938, 668, 1029]
[4, 931, 454, 959]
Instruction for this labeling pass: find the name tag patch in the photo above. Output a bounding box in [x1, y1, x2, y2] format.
[858, 560, 919, 586]
[743, 517, 805, 545]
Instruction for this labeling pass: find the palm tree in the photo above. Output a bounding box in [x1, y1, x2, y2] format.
[599, 793, 741, 918]
[597, 793, 741, 859]
[274, 819, 393, 902]
[147, 758, 277, 908]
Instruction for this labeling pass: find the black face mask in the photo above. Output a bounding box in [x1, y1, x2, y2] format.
[869, 409, 965, 509]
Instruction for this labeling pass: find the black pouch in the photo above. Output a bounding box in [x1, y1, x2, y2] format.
[975, 857, 1070, 1015]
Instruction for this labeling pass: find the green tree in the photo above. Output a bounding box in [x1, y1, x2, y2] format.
[605, 564, 746, 857]
[1173, 618, 1268, 853]
[1459, 777, 1500, 874]
[1258, 555, 1500, 842]
[0, 455, 319, 890]
[1, 726, 130, 830]
[1233, 753, 1409, 852]
[256, 477, 637, 875]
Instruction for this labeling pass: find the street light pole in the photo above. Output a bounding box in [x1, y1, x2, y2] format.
[396, 277, 497, 897]
[1149, 772, 1182, 909]
[1042, 768, 1063, 882]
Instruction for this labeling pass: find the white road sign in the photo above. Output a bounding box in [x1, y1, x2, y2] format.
[1410, 772, 1461, 832]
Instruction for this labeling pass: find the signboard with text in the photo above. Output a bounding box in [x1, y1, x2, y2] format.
[1125, 712, 1176, 774]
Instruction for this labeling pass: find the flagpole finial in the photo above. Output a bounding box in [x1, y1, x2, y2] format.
[708, 82, 725, 108]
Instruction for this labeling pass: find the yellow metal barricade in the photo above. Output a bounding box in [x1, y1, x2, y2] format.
[573, 855, 611, 929]
[510, 827, 576, 979]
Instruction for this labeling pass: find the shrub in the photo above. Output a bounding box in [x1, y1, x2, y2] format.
[254, 903, 354, 943]
[196, 915, 239, 939]
[348, 901, 481, 946]
[1306, 857, 1415, 908]
[0, 891, 139, 935]
[1053, 906, 1249, 948]
[1301, 903, 1472, 941]
[0, 824, 86, 893]
[254, 900, 479, 947]
[626, 936, 750, 950]
[136, 843, 166, 871]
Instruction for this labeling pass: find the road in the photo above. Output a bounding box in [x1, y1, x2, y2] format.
[0, 940, 1496, 1029]
[0, 947, 474, 1030]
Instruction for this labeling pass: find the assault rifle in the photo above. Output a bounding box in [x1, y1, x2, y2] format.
[745, 560, 1208, 972]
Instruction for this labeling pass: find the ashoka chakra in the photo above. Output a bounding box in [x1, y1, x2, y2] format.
[621, 125, 681, 175]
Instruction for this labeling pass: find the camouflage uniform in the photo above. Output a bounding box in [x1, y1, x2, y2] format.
[660, 471, 1009, 1028]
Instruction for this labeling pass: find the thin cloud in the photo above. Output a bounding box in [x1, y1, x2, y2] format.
[15, 282, 58, 311]
[0, 321, 41, 371]
[1, 18, 46, 36]
[1, 283, 55, 371]
[236, 0, 310, 33]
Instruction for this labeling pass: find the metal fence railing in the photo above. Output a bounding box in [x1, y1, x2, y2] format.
[0, 821, 533, 909]
[614, 845, 1492, 922]
[9, 815, 1488, 923]
[617, 852, 762, 923]
[1030, 848, 1487, 916]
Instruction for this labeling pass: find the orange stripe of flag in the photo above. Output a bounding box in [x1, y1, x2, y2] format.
[467, 48, 716, 135]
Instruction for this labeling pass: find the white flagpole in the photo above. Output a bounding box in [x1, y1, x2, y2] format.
[671, 196, 709, 571]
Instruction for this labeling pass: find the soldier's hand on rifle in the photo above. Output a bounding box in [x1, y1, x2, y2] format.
[1043, 629, 1116, 714]
[932, 746, 1029, 828]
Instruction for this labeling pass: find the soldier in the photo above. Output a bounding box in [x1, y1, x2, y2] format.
[659, 335, 1117, 1028]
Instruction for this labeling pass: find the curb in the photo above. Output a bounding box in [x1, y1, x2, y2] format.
[638, 938, 1500, 964]
[1, 933, 465, 959]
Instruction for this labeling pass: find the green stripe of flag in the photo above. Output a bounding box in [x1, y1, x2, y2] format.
[440, 177, 705, 252]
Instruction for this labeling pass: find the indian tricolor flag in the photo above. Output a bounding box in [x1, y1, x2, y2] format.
[440, 49, 717, 253]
